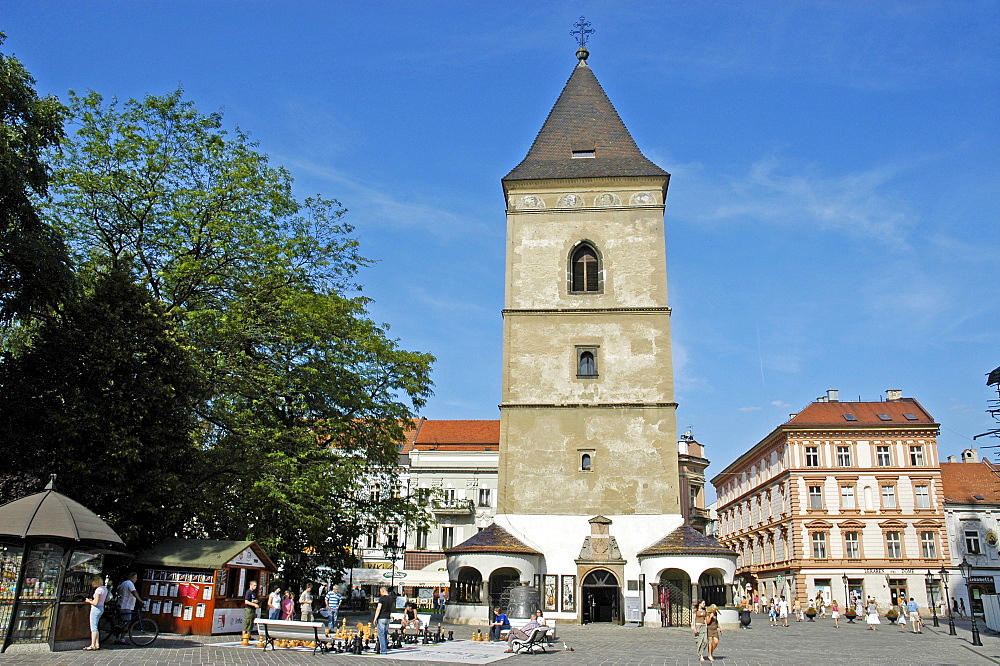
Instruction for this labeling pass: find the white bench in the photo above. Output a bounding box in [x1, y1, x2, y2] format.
[254, 618, 330, 653]
[388, 611, 432, 633]
[511, 626, 549, 654]
[499, 618, 556, 642]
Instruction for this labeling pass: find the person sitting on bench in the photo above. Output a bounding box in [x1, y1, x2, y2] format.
[504, 613, 540, 653]
[400, 602, 422, 632]
[489, 606, 510, 641]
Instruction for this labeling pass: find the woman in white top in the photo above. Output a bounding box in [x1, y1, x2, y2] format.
[83, 575, 108, 650]
[865, 600, 880, 630]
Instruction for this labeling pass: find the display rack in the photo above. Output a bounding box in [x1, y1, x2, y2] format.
[0, 545, 25, 645]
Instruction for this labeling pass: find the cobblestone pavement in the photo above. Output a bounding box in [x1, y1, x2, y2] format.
[2, 615, 999, 665]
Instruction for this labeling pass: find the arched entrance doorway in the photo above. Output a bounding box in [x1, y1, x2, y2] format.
[582, 569, 620, 623]
[489, 567, 521, 609]
[657, 569, 691, 627]
[698, 569, 727, 608]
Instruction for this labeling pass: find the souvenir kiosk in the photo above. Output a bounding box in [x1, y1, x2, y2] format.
[0, 476, 126, 653]
[134, 538, 277, 636]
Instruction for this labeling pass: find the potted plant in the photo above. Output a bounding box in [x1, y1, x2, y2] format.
[805, 606, 817, 621]
[843, 607, 858, 624]
[885, 608, 898, 624]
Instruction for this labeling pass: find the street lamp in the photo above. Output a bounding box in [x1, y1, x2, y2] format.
[958, 557, 983, 646]
[924, 570, 939, 628]
[383, 530, 405, 597]
[940, 565, 956, 636]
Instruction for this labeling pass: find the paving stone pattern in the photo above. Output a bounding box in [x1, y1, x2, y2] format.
[3, 615, 999, 665]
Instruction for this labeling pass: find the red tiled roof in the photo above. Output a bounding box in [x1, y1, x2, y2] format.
[940, 462, 1000, 504]
[786, 398, 936, 428]
[411, 420, 499, 451]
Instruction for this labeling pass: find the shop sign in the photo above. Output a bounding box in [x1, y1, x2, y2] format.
[383, 571, 407, 579]
[364, 562, 392, 569]
[863, 568, 915, 574]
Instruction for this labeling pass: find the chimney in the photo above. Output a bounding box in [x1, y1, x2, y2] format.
[886, 389, 903, 401]
[962, 448, 978, 463]
[827, 389, 839, 402]
[947, 455, 957, 463]
[789, 413, 798, 420]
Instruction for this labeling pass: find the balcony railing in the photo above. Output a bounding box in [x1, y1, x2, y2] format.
[432, 499, 475, 515]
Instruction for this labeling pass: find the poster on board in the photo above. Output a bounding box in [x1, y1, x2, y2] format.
[543, 575, 558, 612]
[561, 575, 576, 612]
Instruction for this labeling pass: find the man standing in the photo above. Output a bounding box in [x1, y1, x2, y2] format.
[374, 586, 396, 653]
[299, 583, 314, 623]
[243, 580, 260, 641]
[116, 572, 144, 643]
[906, 597, 922, 633]
[325, 585, 343, 634]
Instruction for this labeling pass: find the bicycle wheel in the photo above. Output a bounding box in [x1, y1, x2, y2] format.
[97, 612, 116, 644]
[129, 617, 159, 646]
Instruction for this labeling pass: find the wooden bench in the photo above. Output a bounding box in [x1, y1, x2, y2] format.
[510, 626, 549, 654]
[254, 618, 329, 653]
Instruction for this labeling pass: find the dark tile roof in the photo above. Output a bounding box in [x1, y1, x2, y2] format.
[135, 538, 278, 572]
[638, 524, 736, 558]
[503, 61, 668, 183]
[446, 523, 541, 556]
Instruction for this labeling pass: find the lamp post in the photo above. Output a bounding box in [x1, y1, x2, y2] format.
[925, 570, 939, 628]
[959, 557, 983, 646]
[841, 573, 849, 610]
[940, 565, 956, 636]
[383, 530, 405, 597]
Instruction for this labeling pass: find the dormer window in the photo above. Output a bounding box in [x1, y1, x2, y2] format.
[572, 149, 595, 158]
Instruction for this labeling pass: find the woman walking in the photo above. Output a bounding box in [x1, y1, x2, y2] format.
[706, 604, 722, 662]
[865, 599, 881, 631]
[692, 600, 709, 662]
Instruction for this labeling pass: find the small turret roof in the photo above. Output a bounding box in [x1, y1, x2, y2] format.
[446, 523, 541, 555]
[503, 60, 668, 183]
[638, 524, 735, 558]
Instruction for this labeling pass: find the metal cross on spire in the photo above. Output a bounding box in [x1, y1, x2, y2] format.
[570, 16, 595, 48]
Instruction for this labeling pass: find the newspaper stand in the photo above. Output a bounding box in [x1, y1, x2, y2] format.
[135, 538, 277, 635]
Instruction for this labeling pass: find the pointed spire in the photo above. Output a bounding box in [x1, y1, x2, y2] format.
[45, 473, 57, 491]
[503, 60, 668, 183]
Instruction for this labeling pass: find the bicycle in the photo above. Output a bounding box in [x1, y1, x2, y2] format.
[97, 600, 159, 647]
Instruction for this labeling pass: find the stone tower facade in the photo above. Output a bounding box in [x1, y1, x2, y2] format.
[498, 51, 679, 516]
[446, 47, 735, 627]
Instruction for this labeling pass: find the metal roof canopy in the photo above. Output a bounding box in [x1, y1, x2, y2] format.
[0, 475, 123, 547]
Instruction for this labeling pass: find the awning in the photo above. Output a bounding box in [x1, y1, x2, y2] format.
[347, 568, 449, 587]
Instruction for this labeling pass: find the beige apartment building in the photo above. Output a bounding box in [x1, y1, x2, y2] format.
[712, 389, 950, 610]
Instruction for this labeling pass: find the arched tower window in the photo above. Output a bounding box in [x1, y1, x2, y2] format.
[581, 453, 592, 471]
[579, 351, 595, 376]
[571, 243, 601, 293]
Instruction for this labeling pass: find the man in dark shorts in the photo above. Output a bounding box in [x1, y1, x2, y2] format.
[243, 580, 260, 640]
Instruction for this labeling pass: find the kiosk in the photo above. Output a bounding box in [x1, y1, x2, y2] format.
[135, 538, 277, 635]
[0, 476, 126, 653]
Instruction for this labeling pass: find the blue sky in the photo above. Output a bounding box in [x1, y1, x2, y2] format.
[5, 1, 998, 495]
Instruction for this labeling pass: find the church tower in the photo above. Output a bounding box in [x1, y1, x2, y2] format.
[498, 46, 679, 516]
[446, 35, 735, 626]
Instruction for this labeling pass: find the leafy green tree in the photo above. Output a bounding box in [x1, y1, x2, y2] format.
[0, 270, 207, 549]
[42, 89, 435, 571]
[0, 33, 72, 323]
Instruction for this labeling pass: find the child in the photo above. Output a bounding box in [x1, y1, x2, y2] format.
[281, 590, 295, 620]
[831, 600, 840, 628]
[768, 601, 778, 626]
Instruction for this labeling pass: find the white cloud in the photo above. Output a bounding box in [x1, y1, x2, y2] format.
[771, 400, 791, 408]
[282, 158, 493, 241]
[671, 157, 916, 246]
[738, 406, 762, 412]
